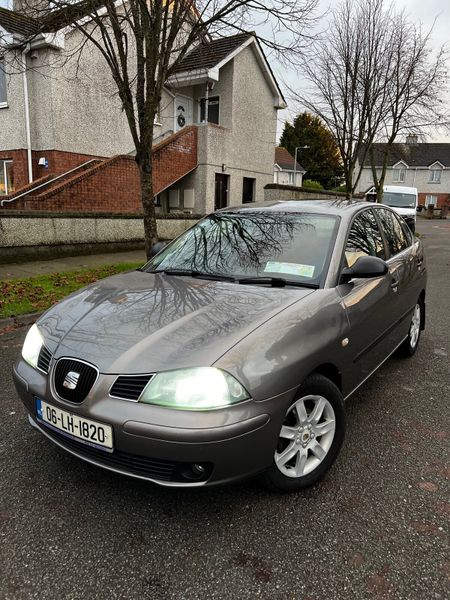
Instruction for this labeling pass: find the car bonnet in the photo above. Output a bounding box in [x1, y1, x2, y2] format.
[37, 270, 314, 374]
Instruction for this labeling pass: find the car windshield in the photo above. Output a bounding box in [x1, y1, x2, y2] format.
[144, 212, 339, 286]
[382, 192, 416, 209]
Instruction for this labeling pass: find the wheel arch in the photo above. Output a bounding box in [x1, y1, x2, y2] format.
[308, 363, 342, 393]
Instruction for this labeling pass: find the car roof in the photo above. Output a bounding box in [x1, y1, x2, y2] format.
[219, 199, 370, 218]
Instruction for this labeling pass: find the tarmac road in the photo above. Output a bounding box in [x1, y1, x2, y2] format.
[0, 218, 449, 600]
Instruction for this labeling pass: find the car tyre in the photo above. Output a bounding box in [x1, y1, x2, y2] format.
[263, 374, 346, 492]
[398, 299, 423, 358]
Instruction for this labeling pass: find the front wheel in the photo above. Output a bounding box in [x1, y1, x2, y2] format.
[263, 374, 346, 492]
[398, 300, 423, 358]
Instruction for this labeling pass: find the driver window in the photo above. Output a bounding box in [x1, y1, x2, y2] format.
[345, 210, 386, 267]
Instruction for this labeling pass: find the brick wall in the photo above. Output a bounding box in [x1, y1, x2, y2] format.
[418, 193, 450, 209]
[32, 150, 103, 180]
[1, 126, 198, 213]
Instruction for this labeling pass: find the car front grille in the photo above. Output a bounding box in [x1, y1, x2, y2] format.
[110, 375, 153, 401]
[37, 346, 52, 374]
[37, 420, 206, 483]
[53, 358, 98, 403]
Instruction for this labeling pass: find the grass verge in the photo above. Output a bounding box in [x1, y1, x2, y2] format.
[0, 262, 142, 319]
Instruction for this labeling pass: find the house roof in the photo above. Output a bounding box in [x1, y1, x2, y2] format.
[275, 147, 305, 171]
[172, 32, 253, 73]
[170, 31, 287, 109]
[360, 143, 450, 168]
[0, 7, 40, 37]
[42, 0, 106, 33]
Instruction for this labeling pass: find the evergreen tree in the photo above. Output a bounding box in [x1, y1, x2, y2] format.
[280, 113, 342, 189]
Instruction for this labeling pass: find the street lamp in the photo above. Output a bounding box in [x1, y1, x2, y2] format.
[294, 145, 309, 186]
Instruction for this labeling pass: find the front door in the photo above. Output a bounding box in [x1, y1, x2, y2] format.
[337, 208, 395, 392]
[215, 174, 229, 210]
[175, 96, 193, 131]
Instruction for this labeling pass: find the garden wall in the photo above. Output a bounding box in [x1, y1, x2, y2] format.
[0, 212, 201, 263]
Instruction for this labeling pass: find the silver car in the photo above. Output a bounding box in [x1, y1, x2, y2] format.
[13, 200, 426, 491]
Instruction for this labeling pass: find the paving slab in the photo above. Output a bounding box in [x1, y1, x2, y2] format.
[0, 249, 147, 280]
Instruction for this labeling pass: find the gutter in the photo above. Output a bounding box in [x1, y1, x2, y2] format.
[22, 44, 33, 184]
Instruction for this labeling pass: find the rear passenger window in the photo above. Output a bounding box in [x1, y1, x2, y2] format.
[377, 209, 409, 256]
[345, 209, 386, 267]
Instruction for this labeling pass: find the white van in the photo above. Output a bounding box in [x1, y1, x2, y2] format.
[381, 186, 418, 232]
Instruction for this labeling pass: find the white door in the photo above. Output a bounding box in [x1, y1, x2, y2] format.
[175, 96, 193, 131]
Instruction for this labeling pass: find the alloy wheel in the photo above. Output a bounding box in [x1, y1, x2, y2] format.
[275, 395, 336, 478]
[409, 304, 421, 349]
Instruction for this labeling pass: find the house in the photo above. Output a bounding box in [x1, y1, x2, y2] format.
[0, 3, 286, 214]
[273, 146, 305, 187]
[356, 135, 450, 208]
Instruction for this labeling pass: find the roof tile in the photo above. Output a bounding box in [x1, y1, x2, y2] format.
[361, 143, 450, 168]
[172, 32, 252, 73]
[275, 146, 304, 171]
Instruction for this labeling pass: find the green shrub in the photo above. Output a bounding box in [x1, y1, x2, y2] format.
[302, 179, 324, 190]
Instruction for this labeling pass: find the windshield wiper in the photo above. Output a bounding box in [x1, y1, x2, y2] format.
[237, 276, 319, 289]
[150, 269, 236, 282]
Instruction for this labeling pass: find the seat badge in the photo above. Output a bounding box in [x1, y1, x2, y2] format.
[63, 371, 80, 390]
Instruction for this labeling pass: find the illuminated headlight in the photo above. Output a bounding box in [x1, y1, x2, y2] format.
[21, 323, 44, 369]
[140, 367, 250, 410]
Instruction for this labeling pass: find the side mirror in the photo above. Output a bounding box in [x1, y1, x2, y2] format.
[149, 241, 168, 258]
[340, 255, 388, 284]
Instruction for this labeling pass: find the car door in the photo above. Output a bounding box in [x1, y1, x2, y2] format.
[337, 208, 397, 392]
[374, 207, 419, 344]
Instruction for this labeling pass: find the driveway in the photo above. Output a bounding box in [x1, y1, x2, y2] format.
[0, 218, 448, 600]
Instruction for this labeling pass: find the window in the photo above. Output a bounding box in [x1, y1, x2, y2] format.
[199, 96, 220, 125]
[242, 177, 255, 203]
[0, 60, 7, 107]
[376, 208, 409, 256]
[429, 168, 442, 183]
[425, 194, 437, 207]
[345, 209, 386, 267]
[392, 166, 406, 182]
[0, 160, 14, 195]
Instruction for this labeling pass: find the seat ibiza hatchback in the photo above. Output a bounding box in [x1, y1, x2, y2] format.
[13, 200, 426, 491]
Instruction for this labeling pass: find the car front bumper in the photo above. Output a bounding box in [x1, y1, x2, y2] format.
[13, 359, 292, 487]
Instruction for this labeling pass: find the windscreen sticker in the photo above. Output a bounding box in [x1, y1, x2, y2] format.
[264, 262, 316, 278]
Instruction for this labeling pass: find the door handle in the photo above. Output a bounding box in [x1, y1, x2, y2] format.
[391, 277, 399, 291]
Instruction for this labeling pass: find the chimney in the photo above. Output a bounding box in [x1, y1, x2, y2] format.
[406, 134, 419, 146]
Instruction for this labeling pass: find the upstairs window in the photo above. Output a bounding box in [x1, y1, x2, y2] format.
[392, 165, 406, 183]
[429, 167, 442, 183]
[0, 60, 7, 107]
[199, 96, 220, 125]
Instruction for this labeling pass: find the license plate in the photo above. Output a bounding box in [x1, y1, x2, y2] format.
[35, 398, 113, 452]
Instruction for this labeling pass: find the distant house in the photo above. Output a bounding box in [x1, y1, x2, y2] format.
[274, 147, 305, 187]
[356, 135, 450, 208]
[0, 4, 286, 214]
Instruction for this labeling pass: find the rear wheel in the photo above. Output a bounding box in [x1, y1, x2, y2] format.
[263, 374, 346, 492]
[398, 300, 423, 358]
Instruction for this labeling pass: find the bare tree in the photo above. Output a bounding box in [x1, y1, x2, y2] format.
[1, 0, 319, 257]
[368, 12, 449, 200]
[293, 0, 449, 199]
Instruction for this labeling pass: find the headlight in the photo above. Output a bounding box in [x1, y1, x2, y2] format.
[22, 323, 44, 369]
[140, 367, 250, 410]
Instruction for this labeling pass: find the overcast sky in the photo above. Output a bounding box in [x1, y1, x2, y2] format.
[275, 0, 450, 142]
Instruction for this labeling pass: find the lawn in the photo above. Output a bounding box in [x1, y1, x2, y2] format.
[0, 262, 142, 319]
